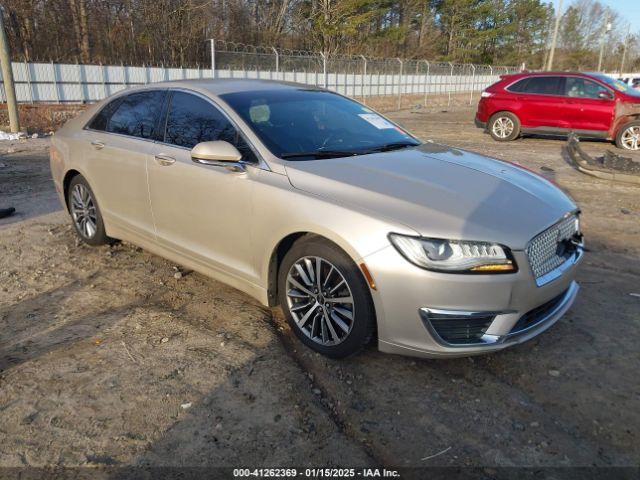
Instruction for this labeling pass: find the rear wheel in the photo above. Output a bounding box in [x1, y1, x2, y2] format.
[277, 237, 375, 358]
[615, 121, 640, 150]
[67, 175, 112, 246]
[488, 112, 521, 142]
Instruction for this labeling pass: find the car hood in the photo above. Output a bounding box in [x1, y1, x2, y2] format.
[284, 143, 577, 250]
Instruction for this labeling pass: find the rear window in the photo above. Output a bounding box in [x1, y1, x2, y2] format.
[508, 76, 564, 95]
[87, 98, 122, 131]
[105, 91, 166, 140]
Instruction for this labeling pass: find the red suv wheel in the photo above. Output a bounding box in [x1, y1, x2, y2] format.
[488, 112, 521, 142]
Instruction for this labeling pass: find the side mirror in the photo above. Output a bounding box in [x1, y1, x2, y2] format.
[191, 141, 245, 172]
[598, 90, 613, 100]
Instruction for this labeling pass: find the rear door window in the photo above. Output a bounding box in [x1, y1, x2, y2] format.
[163, 91, 257, 163]
[105, 91, 165, 140]
[510, 76, 564, 96]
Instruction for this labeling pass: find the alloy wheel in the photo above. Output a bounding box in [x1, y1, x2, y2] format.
[492, 116, 515, 139]
[620, 126, 640, 150]
[285, 256, 355, 346]
[70, 183, 98, 239]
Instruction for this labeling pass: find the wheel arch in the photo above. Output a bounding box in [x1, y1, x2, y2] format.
[614, 115, 640, 135]
[62, 169, 83, 211]
[265, 230, 369, 308]
[489, 109, 520, 122]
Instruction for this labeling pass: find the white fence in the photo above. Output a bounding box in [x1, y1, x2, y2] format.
[0, 41, 520, 108]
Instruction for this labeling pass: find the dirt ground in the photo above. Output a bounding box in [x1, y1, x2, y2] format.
[0, 109, 639, 475]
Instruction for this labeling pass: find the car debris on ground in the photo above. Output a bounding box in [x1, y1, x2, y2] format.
[566, 133, 640, 184]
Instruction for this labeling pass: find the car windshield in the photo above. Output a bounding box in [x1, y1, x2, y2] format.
[591, 73, 640, 96]
[220, 89, 420, 160]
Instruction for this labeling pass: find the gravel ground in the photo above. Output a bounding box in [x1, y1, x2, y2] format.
[0, 109, 638, 473]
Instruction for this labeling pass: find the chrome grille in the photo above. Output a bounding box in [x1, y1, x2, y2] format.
[526, 214, 579, 280]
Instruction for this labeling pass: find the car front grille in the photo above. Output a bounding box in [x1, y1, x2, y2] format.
[420, 311, 496, 345]
[510, 288, 568, 335]
[526, 214, 580, 282]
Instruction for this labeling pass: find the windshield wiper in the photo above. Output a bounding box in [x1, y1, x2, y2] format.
[365, 141, 420, 153]
[280, 150, 362, 159]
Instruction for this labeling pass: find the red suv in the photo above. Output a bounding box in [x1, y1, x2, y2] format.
[475, 72, 640, 150]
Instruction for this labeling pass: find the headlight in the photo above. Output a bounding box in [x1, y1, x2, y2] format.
[388, 234, 517, 273]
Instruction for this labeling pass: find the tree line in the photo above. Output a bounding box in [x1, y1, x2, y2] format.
[3, 0, 639, 71]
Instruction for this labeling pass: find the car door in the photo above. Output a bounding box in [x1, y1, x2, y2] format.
[508, 76, 568, 128]
[562, 77, 615, 133]
[83, 90, 166, 241]
[146, 90, 261, 283]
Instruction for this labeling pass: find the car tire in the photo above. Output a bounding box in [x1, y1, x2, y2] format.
[615, 121, 640, 150]
[488, 112, 521, 142]
[277, 236, 376, 359]
[67, 175, 112, 246]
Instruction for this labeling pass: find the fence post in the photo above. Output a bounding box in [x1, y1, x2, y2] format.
[210, 39, 216, 79]
[51, 60, 60, 103]
[320, 52, 328, 88]
[447, 61, 453, 107]
[422, 60, 430, 107]
[396, 58, 403, 110]
[100, 62, 107, 99]
[77, 62, 84, 103]
[24, 59, 34, 103]
[360, 55, 367, 104]
[121, 62, 127, 89]
[469, 64, 476, 105]
[272, 47, 279, 77]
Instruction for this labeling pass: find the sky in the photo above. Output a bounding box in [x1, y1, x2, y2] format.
[580, 0, 640, 33]
[601, 0, 640, 32]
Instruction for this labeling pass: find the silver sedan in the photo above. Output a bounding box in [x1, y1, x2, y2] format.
[50, 79, 583, 359]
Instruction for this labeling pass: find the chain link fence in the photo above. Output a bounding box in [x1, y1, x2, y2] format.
[0, 40, 521, 112]
[210, 40, 519, 110]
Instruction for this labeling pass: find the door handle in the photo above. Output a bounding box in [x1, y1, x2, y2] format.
[154, 154, 176, 166]
[91, 140, 105, 150]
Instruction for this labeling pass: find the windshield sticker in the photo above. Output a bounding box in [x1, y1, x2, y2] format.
[358, 113, 395, 129]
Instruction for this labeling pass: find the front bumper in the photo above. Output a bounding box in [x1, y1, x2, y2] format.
[474, 117, 487, 130]
[364, 246, 583, 358]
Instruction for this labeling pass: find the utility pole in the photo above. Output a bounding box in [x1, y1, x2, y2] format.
[546, 0, 563, 71]
[597, 11, 611, 72]
[0, 6, 19, 133]
[620, 24, 631, 74]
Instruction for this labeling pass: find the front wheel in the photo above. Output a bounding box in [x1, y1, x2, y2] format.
[488, 112, 521, 142]
[615, 121, 640, 150]
[277, 237, 375, 358]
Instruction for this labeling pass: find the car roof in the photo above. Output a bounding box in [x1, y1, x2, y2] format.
[506, 71, 602, 79]
[123, 78, 318, 96]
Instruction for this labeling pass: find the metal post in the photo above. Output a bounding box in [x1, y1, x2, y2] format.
[320, 52, 328, 88]
[396, 58, 403, 110]
[100, 63, 107, 99]
[51, 61, 60, 103]
[24, 59, 34, 104]
[360, 55, 367, 104]
[447, 62, 453, 107]
[121, 62, 127, 88]
[77, 62, 84, 103]
[422, 60, 430, 107]
[0, 6, 18, 131]
[272, 47, 279, 77]
[469, 64, 476, 105]
[209, 39, 216, 78]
